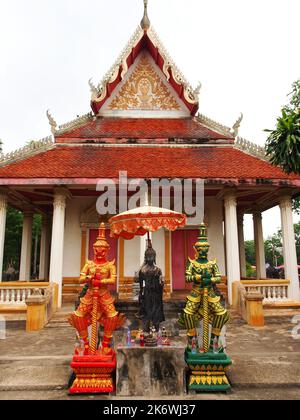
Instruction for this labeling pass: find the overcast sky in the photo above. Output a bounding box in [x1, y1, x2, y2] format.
[0, 0, 299, 240]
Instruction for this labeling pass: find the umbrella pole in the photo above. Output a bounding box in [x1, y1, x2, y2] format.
[147, 231, 151, 247]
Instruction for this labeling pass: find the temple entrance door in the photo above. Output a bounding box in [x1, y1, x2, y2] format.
[88, 229, 118, 292]
[171, 229, 199, 290]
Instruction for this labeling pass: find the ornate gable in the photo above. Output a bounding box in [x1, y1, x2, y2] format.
[99, 52, 189, 118]
[90, 24, 200, 116]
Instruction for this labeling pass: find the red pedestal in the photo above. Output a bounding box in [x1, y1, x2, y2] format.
[69, 351, 116, 394]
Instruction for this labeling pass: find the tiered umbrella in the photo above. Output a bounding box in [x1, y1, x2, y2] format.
[109, 206, 187, 240]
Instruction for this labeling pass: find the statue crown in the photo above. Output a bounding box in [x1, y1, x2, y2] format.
[195, 223, 210, 248]
[93, 222, 110, 248]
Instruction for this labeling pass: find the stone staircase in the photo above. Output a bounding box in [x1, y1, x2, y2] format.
[45, 304, 73, 329]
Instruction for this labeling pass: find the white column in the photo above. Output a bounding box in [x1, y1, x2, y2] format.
[279, 196, 300, 300]
[39, 217, 51, 280]
[253, 212, 267, 279]
[0, 194, 7, 281]
[224, 192, 241, 304]
[19, 211, 33, 281]
[237, 213, 246, 278]
[49, 190, 68, 308]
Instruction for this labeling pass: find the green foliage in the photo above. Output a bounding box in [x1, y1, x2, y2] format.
[3, 209, 42, 277]
[246, 261, 255, 278]
[287, 80, 300, 111]
[293, 197, 300, 215]
[3, 208, 23, 271]
[31, 214, 42, 277]
[264, 233, 283, 267]
[244, 222, 300, 276]
[244, 240, 255, 266]
[265, 79, 300, 175]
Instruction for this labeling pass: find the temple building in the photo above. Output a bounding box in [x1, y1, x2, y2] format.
[0, 3, 299, 308]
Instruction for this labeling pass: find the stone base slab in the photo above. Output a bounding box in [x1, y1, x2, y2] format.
[116, 334, 187, 396]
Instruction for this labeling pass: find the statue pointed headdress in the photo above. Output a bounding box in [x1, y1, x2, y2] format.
[93, 222, 110, 249]
[144, 239, 156, 264]
[194, 223, 210, 248]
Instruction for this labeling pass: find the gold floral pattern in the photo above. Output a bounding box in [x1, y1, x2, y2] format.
[108, 54, 180, 111]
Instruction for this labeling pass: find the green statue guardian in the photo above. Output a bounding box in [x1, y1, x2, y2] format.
[178, 223, 232, 392]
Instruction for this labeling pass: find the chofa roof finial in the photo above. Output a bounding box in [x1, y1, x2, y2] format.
[141, 0, 151, 31]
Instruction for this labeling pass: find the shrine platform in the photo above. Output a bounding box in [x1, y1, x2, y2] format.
[1, 306, 300, 399]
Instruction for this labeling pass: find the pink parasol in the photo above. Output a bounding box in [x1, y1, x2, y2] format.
[109, 206, 187, 240]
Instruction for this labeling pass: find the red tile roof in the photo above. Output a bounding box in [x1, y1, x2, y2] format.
[0, 146, 299, 183]
[55, 118, 234, 141]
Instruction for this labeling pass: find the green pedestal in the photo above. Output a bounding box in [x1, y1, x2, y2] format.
[185, 349, 232, 392]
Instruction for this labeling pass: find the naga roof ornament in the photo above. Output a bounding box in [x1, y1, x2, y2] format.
[46, 110, 57, 135]
[231, 113, 244, 137]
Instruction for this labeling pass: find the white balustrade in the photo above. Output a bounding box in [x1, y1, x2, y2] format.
[0, 284, 49, 307]
[243, 281, 289, 304]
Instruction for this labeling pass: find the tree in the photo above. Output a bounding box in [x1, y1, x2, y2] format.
[31, 214, 41, 278]
[293, 198, 300, 215]
[265, 80, 300, 213]
[3, 208, 23, 272]
[264, 233, 283, 267]
[3, 208, 42, 279]
[245, 240, 255, 266]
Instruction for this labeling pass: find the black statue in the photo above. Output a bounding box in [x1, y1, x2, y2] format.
[135, 243, 165, 332]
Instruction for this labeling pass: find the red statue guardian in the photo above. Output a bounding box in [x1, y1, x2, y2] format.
[68, 222, 125, 393]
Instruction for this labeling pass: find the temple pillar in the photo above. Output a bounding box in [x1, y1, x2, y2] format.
[19, 211, 33, 281]
[0, 194, 7, 281]
[279, 196, 300, 300]
[237, 213, 246, 278]
[253, 212, 266, 279]
[49, 189, 68, 308]
[80, 228, 87, 269]
[224, 192, 241, 304]
[39, 217, 51, 280]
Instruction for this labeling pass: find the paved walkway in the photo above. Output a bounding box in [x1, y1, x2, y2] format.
[0, 306, 300, 399]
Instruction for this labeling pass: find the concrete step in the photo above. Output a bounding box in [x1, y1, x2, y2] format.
[265, 309, 300, 317]
[1, 351, 300, 392]
[0, 356, 71, 391]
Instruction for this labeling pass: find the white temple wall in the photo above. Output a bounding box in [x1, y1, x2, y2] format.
[152, 229, 166, 276]
[206, 197, 226, 276]
[62, 197, 95, 278]
[124, 236, 140, 277]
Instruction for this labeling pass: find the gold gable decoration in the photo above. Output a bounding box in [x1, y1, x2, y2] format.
[108, 54, 180, 111]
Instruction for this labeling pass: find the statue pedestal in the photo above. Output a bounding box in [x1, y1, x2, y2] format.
[185, 349, 232, 392]
[116, 334, 187, 396]
[69, 352, 116, 394]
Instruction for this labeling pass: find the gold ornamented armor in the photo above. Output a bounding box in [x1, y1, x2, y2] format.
[68, 223, 125, 355]
[180, 258, 228, 335]
[178, 224, 229, 350]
